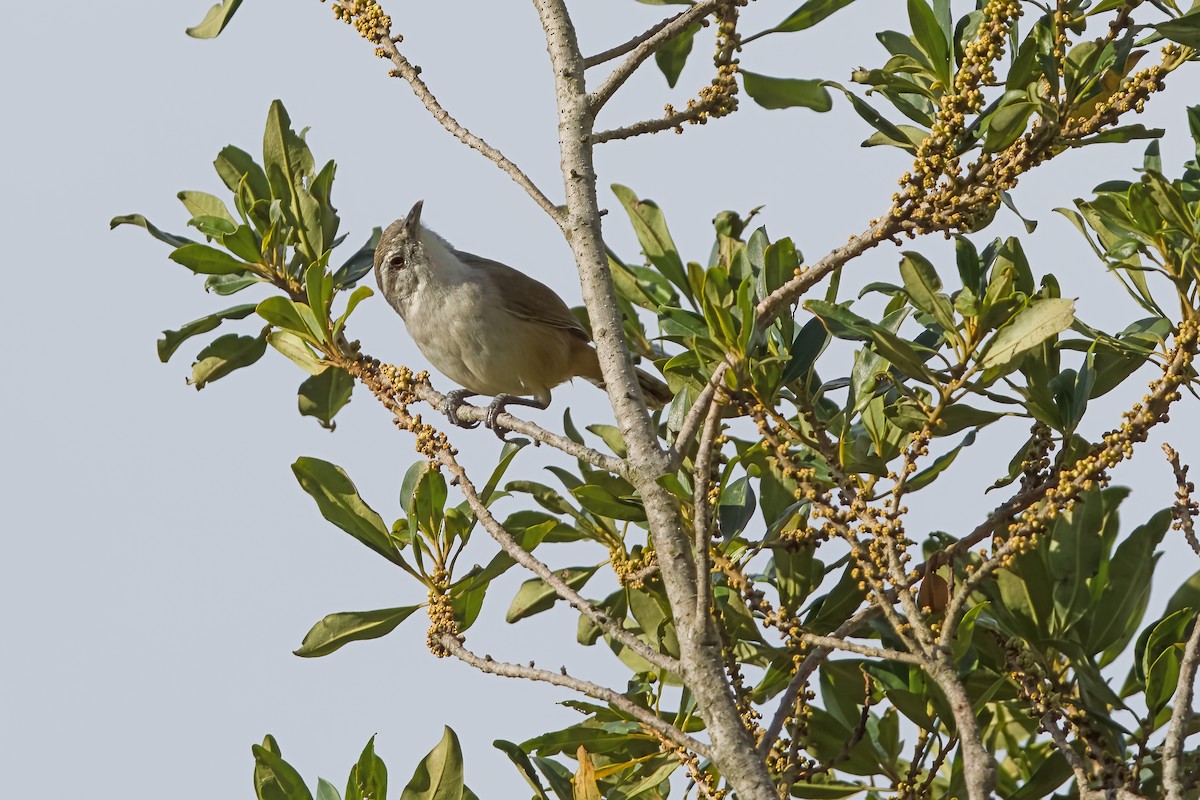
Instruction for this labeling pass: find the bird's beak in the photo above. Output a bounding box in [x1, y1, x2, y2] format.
[404, 200, 424, 236]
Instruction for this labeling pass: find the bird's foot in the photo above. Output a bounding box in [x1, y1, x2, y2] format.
[484, 394, 517, 441]
[443, 389, 479, 429]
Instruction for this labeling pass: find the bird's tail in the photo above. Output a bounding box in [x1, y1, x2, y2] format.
[577, 346, 673, 409]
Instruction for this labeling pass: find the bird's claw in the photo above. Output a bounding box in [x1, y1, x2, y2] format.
[485, 396, 513, 441]
[443, 390, 479, 429]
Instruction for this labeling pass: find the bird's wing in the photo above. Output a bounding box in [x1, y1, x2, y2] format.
[456, 249, 590, 343]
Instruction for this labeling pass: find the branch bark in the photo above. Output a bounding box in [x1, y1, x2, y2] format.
[529, 2, 778, 798]
[1163, 611, 1200, 800]
[439, 633, 712, 760]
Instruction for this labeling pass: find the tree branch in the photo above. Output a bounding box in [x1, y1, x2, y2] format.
[374, 35, 564, 227]
[438, 447, 682, 676]
[438, 633, 712, 760]
[801, 634, 923, 665]
[583, 13, 685, 69]
[1163, 611, 1200, 800]
[587, 0, 726, 115]
[692, 399, 723, 621]
[668, 361, 730, 471]
[410, 378, 628, 476]
[529, 2, 778, 798]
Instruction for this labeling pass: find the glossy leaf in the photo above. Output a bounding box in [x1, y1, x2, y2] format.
[295, 606, 421, 658]
[170, 242, 254, 275]
[298, 367, 354, 430]
[345, 736, 388, 800]
[292, 457, 404, 566]
[741, 72, 832, 111]
[253, 737, 314, 800]
[158, 304, 257, 363]
[654, 22, 700, 88]
[110, 213, 194, 248]
[186, 0, 244, 38]
[506, 566, 598, 623]
[772, 0, 858, 33]
[399, 727, 464, 800]
[979, 298, 1075, 373]
[189, 332, 267, 388]
[611, 185, 690, 300]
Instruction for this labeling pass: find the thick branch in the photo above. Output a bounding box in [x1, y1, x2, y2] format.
[587, 0, 726, 115]
[438, 633, 712, 760]
[1163, 611, 1200, 800]
[375, 36, 564, 226]
[529, 3, 778, 799]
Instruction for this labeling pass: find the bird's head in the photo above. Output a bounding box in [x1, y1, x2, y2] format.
[373, 200, 426, 314]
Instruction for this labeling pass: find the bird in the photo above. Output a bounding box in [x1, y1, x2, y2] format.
[373, 201, 673, 438]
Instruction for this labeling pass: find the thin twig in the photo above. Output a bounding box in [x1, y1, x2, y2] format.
[439, 633, 711, 760]
[754, 217, 896, 330]
[1163, 611, 1200, 800]
[594, 105, 717, 145]
[801, 634, 923, 665]
[410, 379, 628, 476]
[668, 362, 731, 471]
[439, 448, 683, 676]
[692, 400, 724, 621]
[1042, 712, 1094, 799]
[584, 14, 682, 69]
[588, 0, 727, 114]
[375, 36, 564, 227]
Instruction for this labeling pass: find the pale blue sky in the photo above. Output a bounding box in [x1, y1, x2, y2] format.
[4, 1, 1200, 797]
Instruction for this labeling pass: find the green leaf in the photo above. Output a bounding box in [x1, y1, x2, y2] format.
[611, 185, 690, 300]
[178, 190, 236, 224]
[268, 331, 326, 375]
[294, 606, 421, 658]
[186, 0, 244, 38]
[345, 736, 388, 800]
[1144, 609, 1196, 714]
[983, 100, 1034, 153]
[298, 367, 354, 430]
[1086, 509, 1170, 659]
[158, 304, 257, 362]
[493, 741, 551, 800]
[291, 457, 404, 566]
[979, 298, 1075, 373]
[206, 271, 260, 295]
[333, 286, 374, 338]
[258, 296, 326, 343]
[253, 737, 314, 800]
[263, 100, 323, 260]
[169, 243, 254, 275]
[655, 22, 700, 88]
[772, 0, 858, 33]
[333, 228, 383, 288]
[571, 485, 647, 521]
[316, 778, 341, 800]
[899, 251, 956, 334]
[110, 214, 194, 248]
[507, 566, 598, 623]
[215, 145, 271, 201]
[907, 0, 948, 81]
[1155, 10, 1200, 48]
[906, 430, 976, 491]
[189, 332, 267, 388]
[740, 72, 833, 111]
[400, 727, 464, 800]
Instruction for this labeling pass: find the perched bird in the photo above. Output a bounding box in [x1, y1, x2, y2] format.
[373, 201, 673, 437]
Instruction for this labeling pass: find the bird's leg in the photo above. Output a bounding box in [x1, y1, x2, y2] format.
[484, 394, 549, 441]
[443, 389, 480, 429]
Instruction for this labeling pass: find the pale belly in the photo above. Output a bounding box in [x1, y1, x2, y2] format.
[404, 280, 576, 400]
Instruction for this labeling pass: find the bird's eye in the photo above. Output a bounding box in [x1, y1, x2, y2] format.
[389, 255, 405, 269]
